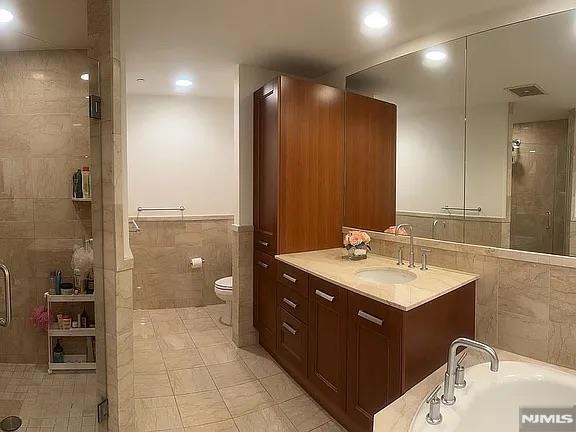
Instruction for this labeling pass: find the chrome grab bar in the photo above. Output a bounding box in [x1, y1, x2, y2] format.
[442, 206, 481, 212]
[545, 210, 552, 230]
[0, 263, 12, 327]
[137, 206, 185, 212]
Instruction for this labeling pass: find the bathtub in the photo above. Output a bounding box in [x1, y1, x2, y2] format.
[410, 361, 576, 432]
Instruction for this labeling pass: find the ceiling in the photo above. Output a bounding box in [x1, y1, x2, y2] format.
[0, 0, 86, 51]
[120, 0, 544, 98]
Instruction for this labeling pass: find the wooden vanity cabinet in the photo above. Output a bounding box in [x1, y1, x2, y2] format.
[263, 261, 476, 432]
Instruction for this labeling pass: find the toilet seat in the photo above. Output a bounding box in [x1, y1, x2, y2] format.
[215, 276, 233, 290]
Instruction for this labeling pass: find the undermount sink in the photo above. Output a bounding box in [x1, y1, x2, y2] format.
[356, 267, 417, 284]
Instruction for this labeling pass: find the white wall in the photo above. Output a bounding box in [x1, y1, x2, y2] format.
[233, 64, 279, 226]
[127, 94, 234, 217]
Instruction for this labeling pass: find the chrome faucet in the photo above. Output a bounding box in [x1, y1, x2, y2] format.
[442, 338, 499, 406]
[395, 224, 415, 267]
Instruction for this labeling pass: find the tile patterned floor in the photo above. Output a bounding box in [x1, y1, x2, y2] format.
[134, 304, 348, 432]
[0, 363, 97, 431]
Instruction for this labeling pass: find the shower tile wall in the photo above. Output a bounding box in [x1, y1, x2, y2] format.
[0, 49, 91, 363]
[130, 219, 232, 309]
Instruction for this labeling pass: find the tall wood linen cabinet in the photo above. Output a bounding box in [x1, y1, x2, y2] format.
[252, 76, 345, 352]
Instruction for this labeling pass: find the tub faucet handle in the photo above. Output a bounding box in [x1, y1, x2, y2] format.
[425, 384, 443, 425]
[455, 351, 468, 389]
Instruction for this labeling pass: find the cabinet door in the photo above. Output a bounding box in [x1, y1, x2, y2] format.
[277, 308, 307, 380]
[344, 92, 396, 232]
[253, 79, 279, 254]
[254, 251, 277, 353]
[308, 277, 347, 410]
[346, 292, 402, 430]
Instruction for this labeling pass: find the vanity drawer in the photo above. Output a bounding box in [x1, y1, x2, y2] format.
[277, 262, 308, 297]
[277, 283, 308, 323]
[277, 308, 308, 378]
[255, 231, 276, 254]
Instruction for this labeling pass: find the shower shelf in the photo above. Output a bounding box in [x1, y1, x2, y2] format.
[72, 197, 92, 202]
[48, 327, 95, 337]
[47, 294, 95, 303]
[49, 362, 96, 371]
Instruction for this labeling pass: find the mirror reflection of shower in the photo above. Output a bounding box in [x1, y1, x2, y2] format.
[511, 139, 521, 164]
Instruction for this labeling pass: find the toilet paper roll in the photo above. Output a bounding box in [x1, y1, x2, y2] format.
[190, 257, 203, 269]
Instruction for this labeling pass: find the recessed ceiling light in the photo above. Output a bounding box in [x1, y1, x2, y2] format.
[363, 12, 388, 29]
[175, 79, 193, 87]
[0, 9, 14, 23]
[80, 73, 89, 81]
[425, 50, 447, 61]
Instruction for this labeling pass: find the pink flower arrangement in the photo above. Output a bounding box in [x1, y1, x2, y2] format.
[344, 230, 371, 249]
[31, 304, 49, 331]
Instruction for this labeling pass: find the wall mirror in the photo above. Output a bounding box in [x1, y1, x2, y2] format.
[346, 9, 576, 257]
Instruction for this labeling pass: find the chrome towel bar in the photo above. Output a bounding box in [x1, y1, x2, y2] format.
[137, 206, 185, 212]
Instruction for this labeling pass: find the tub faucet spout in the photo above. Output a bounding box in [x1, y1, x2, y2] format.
[442, 337, 499, 406]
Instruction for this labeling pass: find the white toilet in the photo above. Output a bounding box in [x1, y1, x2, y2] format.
[214, 276, 233, 326]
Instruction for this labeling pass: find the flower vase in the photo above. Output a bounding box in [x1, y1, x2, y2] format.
[347, 245, 368, 260]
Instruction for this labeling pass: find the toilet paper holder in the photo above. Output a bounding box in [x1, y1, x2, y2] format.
[189, 257, 206, 269]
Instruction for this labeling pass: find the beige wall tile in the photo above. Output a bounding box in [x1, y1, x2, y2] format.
[550, 266, 576, 323]
[548, 322, 576, 370]
[498, 312, 549, 361]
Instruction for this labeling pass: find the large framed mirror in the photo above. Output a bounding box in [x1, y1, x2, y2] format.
[347, 38, 467, 242]
[346, 8, 576, 257]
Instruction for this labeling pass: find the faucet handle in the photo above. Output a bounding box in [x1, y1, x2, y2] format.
[425, 384, 443, 425]
[455, 351, 468, 389]
[397, 246, 404, 266]
[421, 248, 431, 271]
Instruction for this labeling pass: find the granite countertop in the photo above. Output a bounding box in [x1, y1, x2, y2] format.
[275, 248, 479, 311]
[374, 349, 576, 431]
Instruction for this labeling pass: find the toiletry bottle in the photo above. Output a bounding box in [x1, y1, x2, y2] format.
[49, 272, 56, 295]
[73, 169, 83, 198]
[81, 166, 91, 199]
[81, 308, 88, 328]
[55, 270, 62, 295]
[73, 269, 81, 294]
[53, 339, 64, 363]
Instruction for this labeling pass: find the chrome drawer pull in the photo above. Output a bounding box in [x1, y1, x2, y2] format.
[282, 322, 297, 335]
[282, 273, 297, 284]
[258, 240, 269, 247]
[315, 289, 335, 302]
[358, 310, 383, 326]
[282, 298, 297, 309]
[257, 261, 269, 269]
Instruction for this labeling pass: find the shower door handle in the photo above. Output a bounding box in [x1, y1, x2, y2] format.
[0, 263, 12, 327]
[545, 210, 552, 230]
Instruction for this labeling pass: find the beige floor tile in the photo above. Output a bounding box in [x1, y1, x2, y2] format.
[233, 405, 297, 432]
[162, 348, 205, 370]
[207, 361, 255, 389]
[280, 395, 330, 432]
[184, 419, 239, 431]
[135, 396, 184, 432]
[203, 304, 227, 319]
[191, 330, 228, 348]
[134, 372, 174, 398]
[134, 310, 151, 321]
[159, 333, 196, 352]
[168, 367, 216, 395]
[134, 337, 161, 352]
[183, 317, 219, 333]
[134, 349, 166, 373]
[259, 372, 303, 403]
[176, 390, 231, 427]
[154, 319, 188, 336]
[198, 343, 239, 366]
[177, 307, 210, 320]
[150, 309, 180, 322]
[310, 421, 345, 431]
[134, 321, 156, 339]
[219, 380, 274, 418]
[238, 346, 282, 379]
